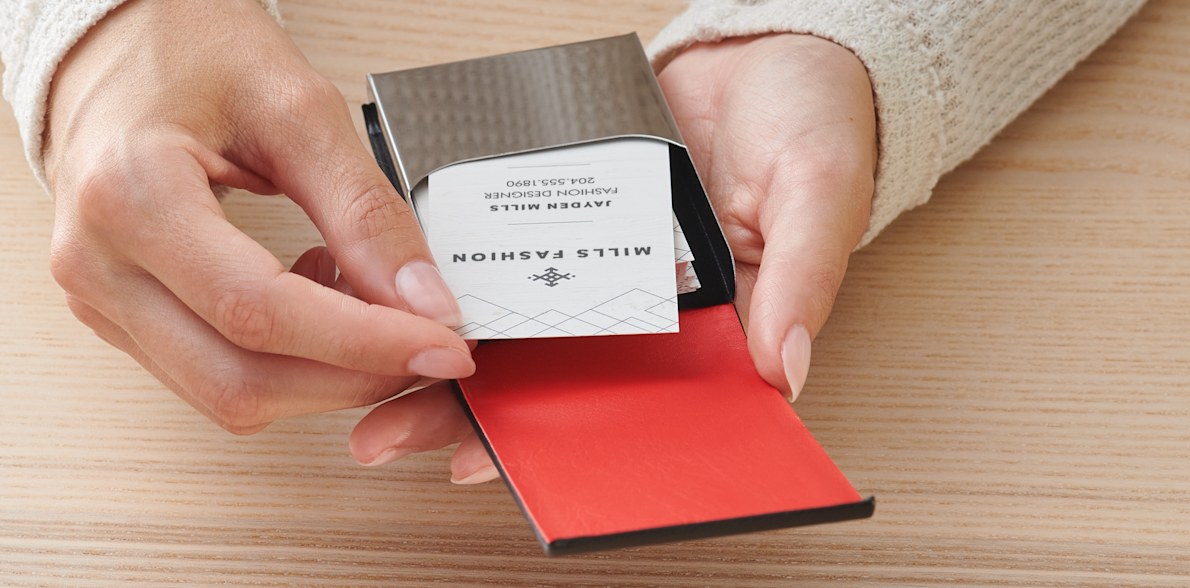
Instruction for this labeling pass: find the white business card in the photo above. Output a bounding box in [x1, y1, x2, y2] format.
[414, 138, 679, 339]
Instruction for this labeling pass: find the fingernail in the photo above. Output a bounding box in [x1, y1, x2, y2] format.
[359, 445, 416, 467]
[315, 249, 337, 286]
[451, 464, 500, 485]
[408, 347, 474, 379]
[781, 325, 812, 402]
[396, 260, 463, 326]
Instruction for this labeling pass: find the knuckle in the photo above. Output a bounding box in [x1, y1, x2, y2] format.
[713, 197, 765, 262]
[65, 131, 194, 233]
[274, 75, 345, 126]
[63, 293, 102, 328]
[199, 367, 271, 433]
[352, 380, 394, 408]
[295, 76, 343, 109]
[260, 77, 352, 159]
[48, 238, 91, 294]
[349, 372, 402, 408]
[212, 286, 279, 352]
[71, 158, 138, 232]
[327, 299, 380, 367]
[342, 181, 414, 246]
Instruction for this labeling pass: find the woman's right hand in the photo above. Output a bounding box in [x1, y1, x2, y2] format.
[43, 0, 473, 434]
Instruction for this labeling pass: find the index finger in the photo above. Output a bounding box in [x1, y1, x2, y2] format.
[244, 77, 462, 326]
[113, 181, 473, 380]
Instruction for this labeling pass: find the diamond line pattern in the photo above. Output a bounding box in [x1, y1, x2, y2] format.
[456, 289, 679, 339]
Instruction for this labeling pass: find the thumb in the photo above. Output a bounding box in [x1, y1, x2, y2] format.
[251, 80, 461, 326]
[746, 174, 872, 401]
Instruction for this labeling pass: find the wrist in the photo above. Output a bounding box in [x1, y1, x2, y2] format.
[43, 0, 283, 191]
[666, 32, 868, 88]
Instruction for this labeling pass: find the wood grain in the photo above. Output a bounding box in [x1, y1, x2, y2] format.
[2, 0, 1189, 585]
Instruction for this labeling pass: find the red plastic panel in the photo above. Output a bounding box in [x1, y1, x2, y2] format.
[458, 304, 863, 546]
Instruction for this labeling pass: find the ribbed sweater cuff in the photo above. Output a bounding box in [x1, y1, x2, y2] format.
[1, 0, 281, 191]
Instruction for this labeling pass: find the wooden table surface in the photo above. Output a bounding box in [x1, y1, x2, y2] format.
[3, 1, 1189, 585]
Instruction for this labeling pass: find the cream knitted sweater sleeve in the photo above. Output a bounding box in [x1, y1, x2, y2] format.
[3, 2, 1143, 244]
[648, 1, 1144, 246]
[0, 0, 280, 187]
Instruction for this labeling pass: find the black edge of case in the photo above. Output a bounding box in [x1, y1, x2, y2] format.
[448, 380, 553, 550]
[667, 143, 735, 309]
[546, 497, 876, 556]
[362, 102, 405, 201]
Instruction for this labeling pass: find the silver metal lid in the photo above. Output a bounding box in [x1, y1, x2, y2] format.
[366, 33, 684, 194]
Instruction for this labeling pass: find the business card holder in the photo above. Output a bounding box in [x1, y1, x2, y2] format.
[363, 34, 873, 555]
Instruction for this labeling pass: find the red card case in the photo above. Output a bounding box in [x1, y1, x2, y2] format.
[363, 34, 873, 554]
[456, 304, 873, 554]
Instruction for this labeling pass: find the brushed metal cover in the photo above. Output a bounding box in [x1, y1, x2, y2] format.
[367, 33, 684, 195]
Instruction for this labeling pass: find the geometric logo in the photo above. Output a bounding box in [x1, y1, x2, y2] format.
[528, 267, 574, 288]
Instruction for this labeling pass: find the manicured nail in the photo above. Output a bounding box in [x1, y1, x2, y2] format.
[781, 325, 812, 401]
[407, 347, 474, 379]
[359, 445, 416, 467]
[396, 260, 463, 326]
[451, 464, 500, 485]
